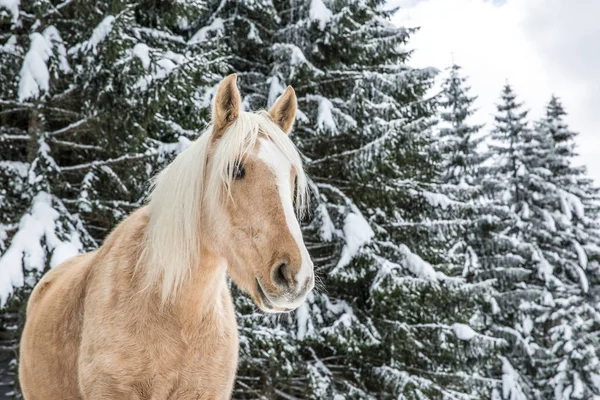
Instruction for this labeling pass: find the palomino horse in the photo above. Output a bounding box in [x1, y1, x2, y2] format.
[19, 74, 314, 399]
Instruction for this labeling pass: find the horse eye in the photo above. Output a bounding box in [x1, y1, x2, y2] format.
[233, 161, 245, 180]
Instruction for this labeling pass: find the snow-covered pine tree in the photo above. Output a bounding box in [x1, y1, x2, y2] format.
[436, 63, 489, 281]
[528, 96, 600, 399]
[477, 84, 600, 399]
[194, 2, 502, 398]
[61, 0, 227, 240]
[438, 64, 485, 185]
[473, 83, 543, 398]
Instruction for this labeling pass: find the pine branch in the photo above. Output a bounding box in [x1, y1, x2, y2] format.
[0, 134, 29, 141]
[48, 117, 94, 137]
[0, 100, 80, 117]
[60, 152, 155, 172]
[48, 139, 103, 151]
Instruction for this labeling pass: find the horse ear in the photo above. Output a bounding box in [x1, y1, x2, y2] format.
[212, 74, 241, 136]
[269, 86, 297, 134]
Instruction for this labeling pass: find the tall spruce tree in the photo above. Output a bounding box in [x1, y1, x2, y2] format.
[472, 83, 543, 399]
[438, 64, 485, 185]
[477, 85, 600, 399]
[200, 2, 502, 398]
[530, 96, 600, 399]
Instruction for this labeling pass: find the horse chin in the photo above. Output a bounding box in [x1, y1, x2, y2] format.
[254, 279, 298, 313]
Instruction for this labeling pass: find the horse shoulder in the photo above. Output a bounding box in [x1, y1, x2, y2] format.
[20, 251, 96, 400]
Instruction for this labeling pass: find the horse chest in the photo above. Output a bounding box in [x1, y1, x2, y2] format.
[139, 306, 239, 397]
[79, 285, 239, 399]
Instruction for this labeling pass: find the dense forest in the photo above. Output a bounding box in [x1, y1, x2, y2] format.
[2, 0, 600, 399]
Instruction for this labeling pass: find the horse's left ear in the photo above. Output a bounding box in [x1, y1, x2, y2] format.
[269, 86, 297, 134]
[212, 74, 241, 136]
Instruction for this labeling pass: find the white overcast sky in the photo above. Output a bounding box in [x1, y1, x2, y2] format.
[389, 0, 600, 182]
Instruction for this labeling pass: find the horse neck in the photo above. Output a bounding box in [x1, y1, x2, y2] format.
[170, 244, 229, 318]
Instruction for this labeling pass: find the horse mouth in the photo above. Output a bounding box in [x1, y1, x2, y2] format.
[255, 279, 291, 313]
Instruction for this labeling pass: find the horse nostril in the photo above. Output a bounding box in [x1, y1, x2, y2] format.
[273, 262, 294, 289]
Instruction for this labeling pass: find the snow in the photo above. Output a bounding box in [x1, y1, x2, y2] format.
[462, 246, 479, 277]
[521, 315, 533, 335]
[397, 243, 438, 280]
[500, 356, 528, 400]
[520, 202, 530, 220]
[309, 0, 333, 30]
[335, 212, 374, 270]
[50, 241, 80, 267]
[542, 210, 556, 232]
[575, 266, 589, 293]
[0, 0, 19, 23]
[533, 249, 554, 282]
[0, 161, 29, 176]
[572, 372, 584, 399]
[566, 192, 585, 220]
[591, 374, 600, 392]
[0, 193, 83, 306]
[315, 203, 335, 242]
[70, 15, 115, 55]
[317, 97, 337, 133]
[559, 191, 585, 222]
[296, 302, 314, 340]
[135, 51, 184, 90]
[0, 35, 18, 56]
[43, 26, 70, 74]
[18, 32, 53, 101]
[267, 75, 285, 108]
[419, 190, 455, 209]
[490, 296, 500, 314]
[247, 22, 262, 43]
[189, 17, 224, 44]
[573, 240, 588, 270]
[132, 43, 151, 69]
[560, 193, 572, 221]
[451, 323, 477, 341]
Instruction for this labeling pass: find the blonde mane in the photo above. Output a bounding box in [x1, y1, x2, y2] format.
[143, 111, 309, 302]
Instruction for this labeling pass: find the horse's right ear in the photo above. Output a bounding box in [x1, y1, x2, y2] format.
[212, 74, 241, 137]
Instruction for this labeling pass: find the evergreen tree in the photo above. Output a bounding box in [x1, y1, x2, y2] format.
[438, 64, 485, 185]
[471, 84, 543, 398]
[477, 85, 600, 399]
[530, 96, 600, 399]
[205, 2, 501, 398]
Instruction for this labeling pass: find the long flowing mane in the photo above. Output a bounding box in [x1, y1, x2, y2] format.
[142, 111, 309, 302]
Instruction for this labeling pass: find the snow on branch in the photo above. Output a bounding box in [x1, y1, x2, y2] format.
[48, 117, 93, 136]
[0, 193, 85, 306]
[309, 0, 333, 30]
[308, 118, 405, 165]
[332, 212, 374, 272]
[499, 356, 529, 400]
[18, 26, 70, 101]
[377, 241, 438, 281]
[0, 0, 19, 24]
[316, 183, 375, 275]
[60, 151, 155, 172]
[189, 17, 225, 44]
[69, 15, 115, 55]
[48, 139, 103, 151]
